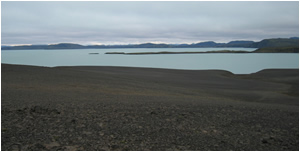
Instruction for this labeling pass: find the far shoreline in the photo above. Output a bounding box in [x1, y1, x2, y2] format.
[105, 50, 251, 55]
[104, 47, 299, 55]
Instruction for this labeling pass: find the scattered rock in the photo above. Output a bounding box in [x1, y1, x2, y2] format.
[29, 106, 60, 115]
[99, 132, 105, 136]
[261, 138, 269, 144]
[98, 122, 104, 127]
[150, 111, 157, 115]
[110, 144, 119, 150]
[28, 143, 46, 150]
[30, 106, 43, 114]
[71, 119, 76, 124]
[10, 143, 21, 151]
[44, 142, 60, 149]
[64, 145, 80, 151]
[83, 131, 92, 135]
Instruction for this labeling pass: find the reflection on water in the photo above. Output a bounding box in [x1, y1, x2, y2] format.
[1, 48, 298, 74]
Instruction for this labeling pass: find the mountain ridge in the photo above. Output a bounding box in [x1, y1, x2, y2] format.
[2, 37, 298, 50]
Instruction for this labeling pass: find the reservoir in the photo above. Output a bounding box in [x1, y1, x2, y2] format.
[1, 48, 298, 74]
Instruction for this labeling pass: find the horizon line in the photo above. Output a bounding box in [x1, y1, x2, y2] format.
[2, 36, 298, 47]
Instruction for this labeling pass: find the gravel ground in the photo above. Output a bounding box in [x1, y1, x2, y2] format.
[1, 64, 299, 151]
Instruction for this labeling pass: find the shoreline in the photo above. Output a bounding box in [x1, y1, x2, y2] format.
[105, 50, 251, 55]
[2, 62, 299, 75]
[2, 63, 298, 150]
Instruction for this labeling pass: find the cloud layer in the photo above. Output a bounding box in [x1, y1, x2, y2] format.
[2, 1, 299, 45]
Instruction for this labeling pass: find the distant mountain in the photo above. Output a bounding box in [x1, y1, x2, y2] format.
[226, 41, 254, 47]
[250, 38, 299, 48]
[1, 45, 11, 48]
[47, 43, 84, 49]
[192, 41, 220, 47]
[135, 43, 170, 48]
[2, 45, 47, 50]
[2, 37, 299, 50]
[2, 43, 84, 50]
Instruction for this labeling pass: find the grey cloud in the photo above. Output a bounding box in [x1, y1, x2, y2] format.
[2, 1, 299, 45]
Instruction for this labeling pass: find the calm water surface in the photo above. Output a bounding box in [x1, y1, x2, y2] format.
[1, 48, 298, 74]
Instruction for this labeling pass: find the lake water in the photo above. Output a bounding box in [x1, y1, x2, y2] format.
[1, 48, 299, 74]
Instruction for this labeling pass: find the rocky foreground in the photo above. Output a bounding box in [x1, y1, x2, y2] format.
[1, 64, 299, 150]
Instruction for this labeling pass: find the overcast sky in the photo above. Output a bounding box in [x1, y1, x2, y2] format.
[1, 1, 299, 45]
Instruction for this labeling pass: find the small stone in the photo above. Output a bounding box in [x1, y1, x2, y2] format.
[150, 111, 157, 115]
[30, 106, 43, 114]
[98, 146, 110, 151]
[71, 119, 76, 124]
[110, 135, 116, 139]
[10, 144, 21, 151]
[110, 144, 119, 150]
[261, 138, 269, 144]
[50, 109, 60, 114]
[64, 146, 78, 151]
[202, 130, 208, 133]
[30, 143, 46, 150]
[45, 142, 60, 149]
[99, 132, 105, 136]
[83, 131, 92, 135]
[98, 122, 104, 127]
[78, 124, 86, 128]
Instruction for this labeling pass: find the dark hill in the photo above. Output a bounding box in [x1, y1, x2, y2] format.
[250, 38, 299, 48]
[135, 43, 170, 48]
[2, 43, 84, 50]
[253, 47, 299, 53]
[192, 41, 220, 47]
[1, 38, 299, 50]
[226, 41, 254, 47]
[46, 43, 84, 49]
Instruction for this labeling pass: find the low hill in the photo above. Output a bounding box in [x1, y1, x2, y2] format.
[2, 43, 84, 50]
[253, 47, 299, 53]
[225, 41, 254, 47]
[46, 43, 84, 49]
[134, 43, 170, 48]
[250, 38, 299, 48]
[191, 41, 221, 47]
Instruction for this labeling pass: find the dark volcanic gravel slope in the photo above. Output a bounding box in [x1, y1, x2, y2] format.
[1, 64, 299, 151]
